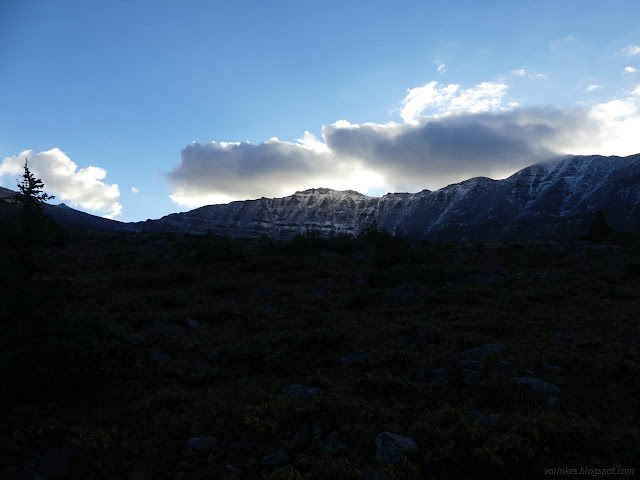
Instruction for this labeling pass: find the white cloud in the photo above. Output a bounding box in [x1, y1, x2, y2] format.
[168, 79, 640, 208]
[400, 80, 509, 124]
[619, 45, 640, 56]
[437, 63, 446, 73]
[586, 84, 601, 92]
[131, 186, 139, 194]
[624, 66, 637, 73]
[512, 69, 527, 77]
[0, 148, 122, 218]
[512, 69, 547, 79]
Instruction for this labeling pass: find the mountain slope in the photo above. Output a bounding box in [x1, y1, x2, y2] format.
[142, 154, 640, 241]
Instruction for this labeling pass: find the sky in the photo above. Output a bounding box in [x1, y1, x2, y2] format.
[1, 0, 639, 222]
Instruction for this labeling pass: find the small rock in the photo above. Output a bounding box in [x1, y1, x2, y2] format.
[552, 332, 575, 343]
[341, 351, 370, 365]
[464, 371, 486, 387]
[416, 368, 450, 386]
[153, 322, 185, 337]
[263, 305, 279, 314]
[470, 411, 498, 429]
[282, 384, 322, 398]
[512, 377, 561, 394]
[226, 464, 242, 474]
[375, 432, 417, 464]
[469, 272, 505, 285]
[460, 343, 507, 361]
[149, 352, 170, 363]
[458, 360, 484, 370]
[254, 288, 277, 298]
[260, 451, 289, 466]
[176, 461, 193, 470]
[311, 427, 323, 440]
[186, 436, 219, 452]
[185, 318, 200, 328]
[384, 281, 433, 305]
[548, 395, 560, 407]
[126, 333, 145, 344]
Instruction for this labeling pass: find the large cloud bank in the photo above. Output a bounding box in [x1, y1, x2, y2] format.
[0, 148, 122, 218]
[169, 80, 640, 208]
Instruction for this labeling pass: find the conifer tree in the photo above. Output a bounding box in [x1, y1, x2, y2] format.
[16, 159, 55, 210]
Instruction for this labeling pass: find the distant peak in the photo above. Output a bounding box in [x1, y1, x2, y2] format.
[294, 187, 366, 196]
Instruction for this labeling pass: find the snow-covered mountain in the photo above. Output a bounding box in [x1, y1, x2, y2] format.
[141, 154, 640, 241]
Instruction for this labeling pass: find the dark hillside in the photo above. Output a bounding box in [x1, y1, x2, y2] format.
[2, 230, 639, 479]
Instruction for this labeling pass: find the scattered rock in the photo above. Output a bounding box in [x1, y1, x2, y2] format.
[375, 432, 417, 464]
[470, 411, 498, 429]
[152, 322, 185, 337]
[341, 351, 370, 365]
[360, 469, 392, 480]
[311, 427, 323, 440]
[459, 360, 484, 370]
[482, 264, 508, 275]
[263, 305, 279, 314]
[186, 436, 219, 453]
[512, 377, 561, 394]
[126, 333, 145, 344]
[384, 281, 432, 305]
[544, 363, 564, 373]
[460, 343, 507, 361]
[149, 352, 170, 363]
[253, 288, 277, 298]
[552, 332, 575, 343]
[176, 461, 193, 470]
[185, 317, 200, 328]
[282, 384, 322, 398]
[469, 272, 505, 285]
[260, 451, 289, 466]
[226, 464, 243, 474]
[416, 368, 450, 386]
[548, 395, 560, 407]
[464, 370, 486, 387]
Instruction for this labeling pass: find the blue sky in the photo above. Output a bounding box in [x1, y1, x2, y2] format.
[1, 0, 639, 221]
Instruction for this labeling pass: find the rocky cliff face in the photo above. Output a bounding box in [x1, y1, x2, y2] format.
[142, 153, 639, 241]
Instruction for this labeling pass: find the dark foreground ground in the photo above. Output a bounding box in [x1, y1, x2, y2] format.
[1, 228, 639, 479]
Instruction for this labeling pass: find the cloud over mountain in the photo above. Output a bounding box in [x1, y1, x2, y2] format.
[0, 148, 122, 218]
[168, 81, 640, 207]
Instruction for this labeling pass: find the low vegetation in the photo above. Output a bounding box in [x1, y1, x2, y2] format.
[1, 226, 639, 479]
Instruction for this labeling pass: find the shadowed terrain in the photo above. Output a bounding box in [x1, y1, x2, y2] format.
[1, 227, 639, 479]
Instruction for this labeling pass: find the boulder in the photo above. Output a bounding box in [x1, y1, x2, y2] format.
[375, 432, 417, 464]
[460, 343, 507, 361]
[512, 377, 561, 394]
[186, 436, 219, 452]
[384, 281, 432, 305]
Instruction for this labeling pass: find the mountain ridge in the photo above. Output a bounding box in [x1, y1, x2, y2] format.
[141, 153, 640, 241]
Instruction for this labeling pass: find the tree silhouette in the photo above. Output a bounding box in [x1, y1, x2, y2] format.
[16, 159, 54, 210]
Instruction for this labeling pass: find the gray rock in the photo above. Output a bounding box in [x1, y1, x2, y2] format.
[226, 464, 243, 474]
[512, 377, 561, 394]
[260, 451, 289, 466]
[149, 352, 170, 363]
[384, 281, 432, 304]
[126, 333, 145, 344]
[253, 288, 277, 298]
[176, 461, 193, 470]
[185, 317, 200, 328]
[153, 322, 185, 337]
[375, 432, 417, 464]
[460, 343, 507, 361]
[470, 411, 498, 429]
[469, 272, 505, 285]
[416, 368, 450, 386]
[548, 395, 560, 407]
[282, 384, 322, 398]
[186, 436, 219, 452]
[459, 360, 484, 370]
[341, 351, 370, 365]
